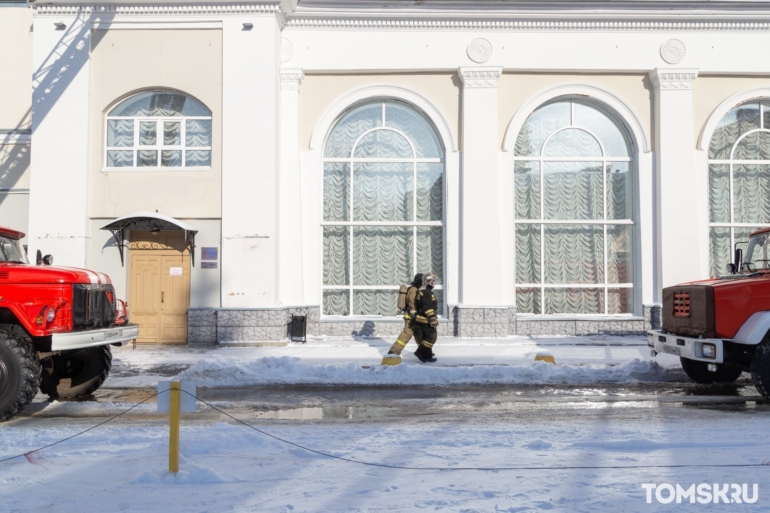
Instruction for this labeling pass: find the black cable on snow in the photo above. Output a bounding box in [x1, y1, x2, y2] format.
[0, 392, 159, 464]
[2, 389, 769, 473]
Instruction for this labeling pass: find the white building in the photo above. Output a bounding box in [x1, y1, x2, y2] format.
[2, 0, 770, 344]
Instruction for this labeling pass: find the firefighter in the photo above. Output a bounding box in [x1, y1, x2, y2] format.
[385, 273, 424, 359]
[413, 273, 439, 363]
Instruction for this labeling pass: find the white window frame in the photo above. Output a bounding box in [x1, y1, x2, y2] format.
[513, 99, 635, 316]
[321, 101, 446, 319]
[708, 102, 770, 273]
[104, 107, 212, 171]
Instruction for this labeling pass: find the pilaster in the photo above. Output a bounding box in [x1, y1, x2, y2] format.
[28, 13, 91, 266]
[221, 15, 281, 307]
[458, 66, 504, 306]
[649, 68, 702, 291]
[277, 69, 305, 305]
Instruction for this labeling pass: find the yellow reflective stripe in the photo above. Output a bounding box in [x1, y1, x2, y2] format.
[423, 309, 434, 316]
[422, 341, 434, 348]
[395, 339, 407, 346]
[403, 314, 411, 319]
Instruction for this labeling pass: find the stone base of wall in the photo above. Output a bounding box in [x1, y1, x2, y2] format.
[188, 304, 652, 346]
[644, 304, 662, 331]
[515, 318, 646, 336]
[319, 319, 453, 338]
[187, 306, 321, 346]
[453, 306, 515, 338]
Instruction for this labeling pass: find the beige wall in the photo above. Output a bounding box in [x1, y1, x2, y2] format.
[498, 73, 653, 151]
[0, 7, 32, 131]
[299, 73, 653, 153]
[0, 144, 30, 189]
[299, 73, 460, 151]
[693, 75, 770, 146]
[88, 29, 222, 219]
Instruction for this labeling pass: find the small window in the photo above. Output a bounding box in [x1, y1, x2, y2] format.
[105, 90, 212, 170]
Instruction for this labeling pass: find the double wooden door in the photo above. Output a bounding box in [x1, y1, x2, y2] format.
[129, 231, 190, 344]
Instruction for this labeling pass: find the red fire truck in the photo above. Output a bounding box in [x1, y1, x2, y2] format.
[649, 227, 770, 400]
[0, 226, 138, 421]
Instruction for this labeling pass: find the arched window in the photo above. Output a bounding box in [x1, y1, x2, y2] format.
[708, 101, 770, 277]
[105, 90, 212, 169]
[514, 99, 634, 315]
[322, 101, 445, 316]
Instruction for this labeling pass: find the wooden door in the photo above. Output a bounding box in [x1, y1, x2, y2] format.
[129, 253, 162, 344]
[160, 254, 190, 344]
[128, 231, 191, 344]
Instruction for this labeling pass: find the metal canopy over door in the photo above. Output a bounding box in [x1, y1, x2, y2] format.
[129, 231, 190, 344]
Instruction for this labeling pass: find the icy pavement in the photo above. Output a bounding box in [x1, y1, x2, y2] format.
[106, 335, 685, 388]
[4, 335, 765, 511]
[1, 389, 769, 512]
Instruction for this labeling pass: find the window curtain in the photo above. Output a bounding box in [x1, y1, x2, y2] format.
[384, 102, 442, 158]
[324, 104, 382, 158]
[543, 162, 603, 220]
[109, 91, 211, 117]
[708, 102, 770, 277]
[353, 162, 413, 222]
[107, 120, 133, 147]
[353, 227, 413, 286]
[322, 101, 444, 316]
[514, 99, 634, 315]
[417, 163, 443, 221]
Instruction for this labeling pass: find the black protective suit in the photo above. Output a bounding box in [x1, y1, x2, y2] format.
[413, 284, 438, 362]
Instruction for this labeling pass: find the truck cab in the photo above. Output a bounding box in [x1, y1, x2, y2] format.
[0, 227, 138, 421]
[648, 227, 770, 399]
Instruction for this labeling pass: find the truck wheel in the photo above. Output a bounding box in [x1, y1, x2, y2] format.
[0, 327, 42, 422]
[750, 338, 770, 400]
[680, 357, 743, 384]
[40, 345, 112, 400]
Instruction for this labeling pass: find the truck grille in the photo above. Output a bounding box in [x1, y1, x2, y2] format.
[72, 284, 116, 330]
[673, 293, 690, 317]
[662, 285, 715, 338]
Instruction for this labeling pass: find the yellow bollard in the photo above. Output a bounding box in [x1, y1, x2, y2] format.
[169, 381, 181, 474]
[534, 353, 556, 365]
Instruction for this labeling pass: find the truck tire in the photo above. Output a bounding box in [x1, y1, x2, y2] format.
[40, 345, 112, 400]
[750, 338, 770, 400]
[680, 357, 743, 384]
[0, 327, 42, 422]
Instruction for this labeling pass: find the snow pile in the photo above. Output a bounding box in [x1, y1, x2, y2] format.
[177, 355, 688, 387]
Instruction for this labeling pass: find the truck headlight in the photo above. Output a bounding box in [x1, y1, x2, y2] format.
[46, 307, 56, 323]
[702, 343, 716, 359]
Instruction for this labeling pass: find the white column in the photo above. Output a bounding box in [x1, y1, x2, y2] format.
[221, 16, 280, 308]
[28, 13, 91, 266]
[649, 68, 702, 291]
[457, 67, 504, 305]
[277, 69, 305, 306]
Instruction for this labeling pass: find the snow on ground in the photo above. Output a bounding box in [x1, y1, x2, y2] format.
[1, 406, 769, 512]
[177, 355, 688, 387]
[106, 335, 683, 388]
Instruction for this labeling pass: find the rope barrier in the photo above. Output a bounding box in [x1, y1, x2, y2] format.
[183, 390, 770, 472]
[0, 392, 159, 464]
[2, 389, 769, 472]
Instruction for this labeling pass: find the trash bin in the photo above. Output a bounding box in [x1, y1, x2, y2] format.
[290, 315, 307, 343]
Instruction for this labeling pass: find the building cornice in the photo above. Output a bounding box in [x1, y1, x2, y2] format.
[286, 18, 770, 30]
[30, 1, 770, 31]
[33, 3, 280, 15]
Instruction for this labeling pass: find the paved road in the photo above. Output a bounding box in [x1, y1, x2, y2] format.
[13, 382, 768, 425]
